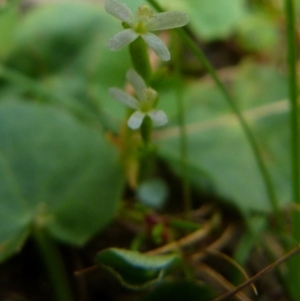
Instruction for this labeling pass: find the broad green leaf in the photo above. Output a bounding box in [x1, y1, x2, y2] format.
[155, 62, 290, 214]
[96, 248, 179, 289]
[296, 0, 300, 15]
[156, 0, 247, 39]
[0, 102, 124, 262]
[6, 2, 106, 75]
[0, 2, 19, 59]
[187, 0, 247, 39]
[116, 0, 247, 39]
[236, 11, 279, 52]
[0, 2, 131, 129]
[5, 0, 130, 80]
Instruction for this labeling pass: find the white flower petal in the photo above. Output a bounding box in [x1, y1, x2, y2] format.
[128, 111, 145, 129]
[148, 110, 168, 127]
[142, 32, 170, 61]
[126, 69, 147, 101]
[107, 29, 139, 51]
[105, 0, 134, 25]
[147, 11, 189, 31]
[109, 88, 139, 109]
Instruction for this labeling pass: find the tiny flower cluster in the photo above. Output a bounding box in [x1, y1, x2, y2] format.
[105, 0, 189, 129]
[109, 69, 168, 129]
[105, 0, 189, 61]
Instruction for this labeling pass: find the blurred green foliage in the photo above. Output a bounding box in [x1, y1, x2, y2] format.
[0, 0, 294, 299]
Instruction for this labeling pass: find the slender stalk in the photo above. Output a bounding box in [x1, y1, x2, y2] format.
[146, 0, 283, 229]
[212, 245, 300, 301]
[129, 37, 153, 145]
[285, 0, 300, 238]
[33, 228, 74, 301]
[129, 37, 152, 84]
[140, 115, 153, 145]
[173, 33, 192, 218]
[284, 0, 300, 299]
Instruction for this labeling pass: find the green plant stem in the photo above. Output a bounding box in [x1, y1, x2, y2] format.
[129, 37, 152, 84]
[33, 228, 74, 301]
[212, 245, 300, 301]
[284, 1, 300, 300]
[173, 33, 192, 219]
[285, 0, 300, 238]
[140, 115, 153, 145]
[146, 0, 283, 230]
[129, 38, 152, 145]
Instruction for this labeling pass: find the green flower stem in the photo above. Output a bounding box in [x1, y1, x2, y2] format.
[33, 228, 74, 301]
[129, 38, 153, 145]
[285, 0, 300, 238]
[173, 32, 192, 219]
[129, 37, 152, 84]
[146, 0, 283, 230]
[284, 0, 300, 299]
[140, 115, 153, 145]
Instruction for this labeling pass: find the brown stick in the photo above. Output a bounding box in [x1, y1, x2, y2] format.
[211, 245, 300, 301]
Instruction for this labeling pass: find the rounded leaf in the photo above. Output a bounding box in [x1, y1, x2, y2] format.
[0, 103, 125, 262]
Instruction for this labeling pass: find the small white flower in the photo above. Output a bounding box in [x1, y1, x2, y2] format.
[105, 0, 189, 61]
[109, 69, 168, 129]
